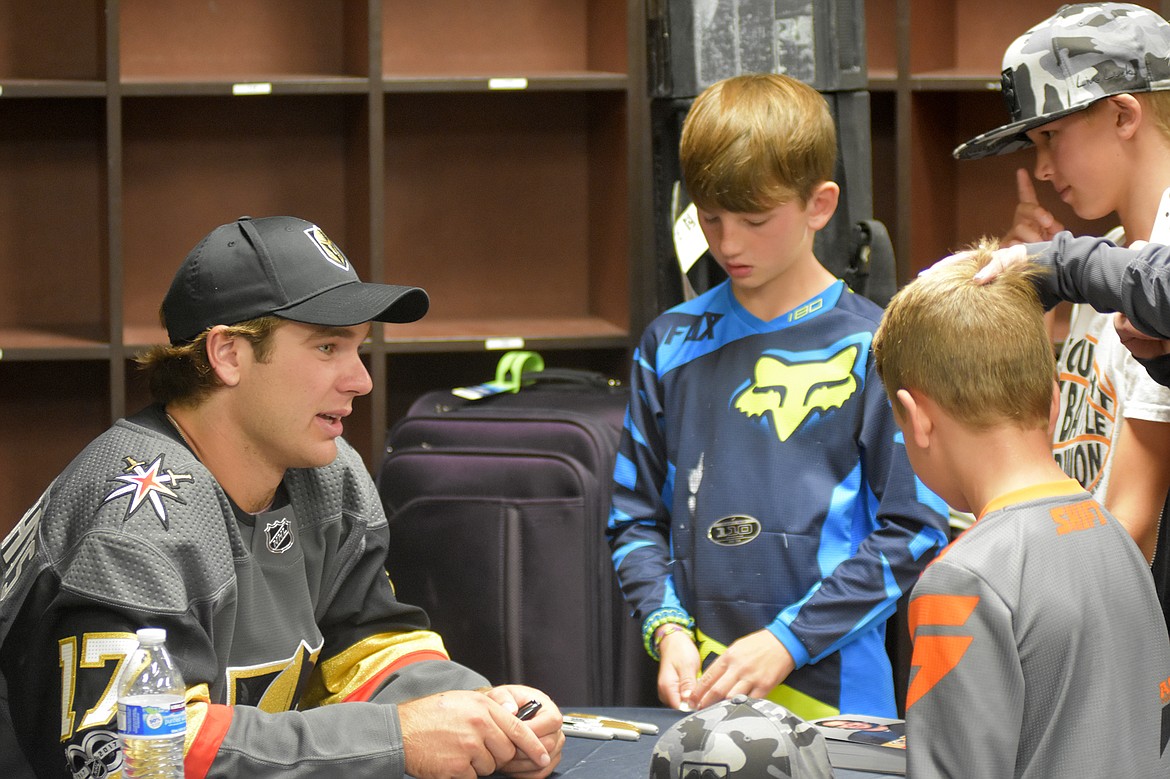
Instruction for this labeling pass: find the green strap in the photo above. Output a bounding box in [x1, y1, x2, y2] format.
[494, 350, 545, 393]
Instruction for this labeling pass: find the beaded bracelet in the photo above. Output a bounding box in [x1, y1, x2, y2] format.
[642, 609, 695, 661]
[654, 623, 694, 652]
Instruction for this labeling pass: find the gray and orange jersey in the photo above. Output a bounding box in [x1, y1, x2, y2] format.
[906, 480, 1170, 777]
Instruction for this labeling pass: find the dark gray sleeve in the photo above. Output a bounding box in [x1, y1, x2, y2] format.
[1137, 353, 1170, 386]
[208, 703, 405, 779]
[905, 561, 1022, 778]
[1026, 232, 1170, 338]
[368, 659, 491, 705]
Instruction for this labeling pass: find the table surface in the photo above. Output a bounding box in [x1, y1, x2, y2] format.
[519, 707, 902, 778]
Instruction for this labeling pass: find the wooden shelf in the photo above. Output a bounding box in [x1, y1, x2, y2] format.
[120, 76, 371, 96]
[385, 316, 628, 347]
[0, 0, 641, 531]
[118, 0, 370, 79]
[0, 325, 108, 351]
[908, 72, 1004, 91]
[0, 1, 106, 82]
[866, 71, 898, 91]
[119, 318, 629, 353]
[380, 0, 627, 76]
[381, 73, 627, 93]
[0, 79, 106, 97]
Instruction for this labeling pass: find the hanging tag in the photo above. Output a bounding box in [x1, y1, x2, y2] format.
[672, 202, 709, 275]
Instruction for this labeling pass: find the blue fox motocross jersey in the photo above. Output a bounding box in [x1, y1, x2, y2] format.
[607, 279, 950, 720]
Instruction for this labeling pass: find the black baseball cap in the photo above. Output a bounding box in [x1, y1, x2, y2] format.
[163, 216, 429, 344]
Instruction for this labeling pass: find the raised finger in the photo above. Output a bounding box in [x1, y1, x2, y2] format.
[1016, 167, 1039, 204]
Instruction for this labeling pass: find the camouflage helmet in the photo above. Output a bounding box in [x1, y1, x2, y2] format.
[954, 3, 1170, 160]
[648, 696, 834, 779]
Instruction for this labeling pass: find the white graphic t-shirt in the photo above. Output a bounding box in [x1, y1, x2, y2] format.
[1053, 229, 1170, 500]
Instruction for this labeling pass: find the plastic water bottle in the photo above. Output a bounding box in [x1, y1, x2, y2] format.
[117, 628, 186, 778]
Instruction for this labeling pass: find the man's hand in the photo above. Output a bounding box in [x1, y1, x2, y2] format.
[689, 629, 795, 711]
[399, 688, 557, 779]
[657, 629, 700, 711]
[925, 170, 1058, 281]
[483, 685, 564, 779]
[1002, 168, 1064, 246]
[923, 243, 1028, 282]
[1115, 312, 1170, 360]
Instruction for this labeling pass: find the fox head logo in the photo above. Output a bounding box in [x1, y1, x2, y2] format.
[734, 344, 860, 441]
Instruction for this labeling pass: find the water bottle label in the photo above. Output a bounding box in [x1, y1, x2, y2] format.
[118, 699, 186, 738]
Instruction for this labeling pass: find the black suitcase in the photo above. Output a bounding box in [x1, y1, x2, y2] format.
[376, 356, 656, 707]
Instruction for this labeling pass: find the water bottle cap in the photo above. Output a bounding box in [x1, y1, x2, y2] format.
[136, 627, 167, 644]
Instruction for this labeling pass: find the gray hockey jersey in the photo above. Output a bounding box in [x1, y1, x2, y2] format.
[0, 405, 488, 779]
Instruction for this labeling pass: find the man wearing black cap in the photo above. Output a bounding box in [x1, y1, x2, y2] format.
[0, 216, 564, 779]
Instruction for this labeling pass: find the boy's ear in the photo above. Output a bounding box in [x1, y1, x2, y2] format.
[895, 388, 933, 449]
[1048, 379, 1061, 440]
[205, 325, 244, 388]
[1109, 93, 1141, 140]
[806, 181, 840, 230]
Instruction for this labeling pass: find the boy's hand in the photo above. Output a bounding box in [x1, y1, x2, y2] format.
[1115, 312, 1170, 360]
[689, 629, 795, 711]
[1002, 168, 1064, 246]
[657, 630, 700, 711]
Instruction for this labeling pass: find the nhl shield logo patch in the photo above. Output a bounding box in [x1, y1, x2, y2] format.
[264, 517, 294, 554]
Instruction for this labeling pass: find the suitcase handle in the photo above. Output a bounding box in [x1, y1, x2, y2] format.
[495, 350, 546, 393]
[495, 352, 622, 392]
[518, 368, 621, 391]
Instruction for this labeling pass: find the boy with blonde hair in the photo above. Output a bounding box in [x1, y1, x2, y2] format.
[874, 245, 1170, 777]
[607, 73, 949, 721]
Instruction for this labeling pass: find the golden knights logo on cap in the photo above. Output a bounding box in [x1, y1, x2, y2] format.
[303, 225, 350, 271]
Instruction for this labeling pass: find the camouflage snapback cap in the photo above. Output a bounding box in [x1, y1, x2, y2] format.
[954, 3, 1170, 160]
[648, 696, 834, 779]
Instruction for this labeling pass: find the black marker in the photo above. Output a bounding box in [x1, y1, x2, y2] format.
[517, 700, 542, 721]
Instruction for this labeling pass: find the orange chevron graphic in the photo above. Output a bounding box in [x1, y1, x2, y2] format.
[906, 594, 979, 710]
